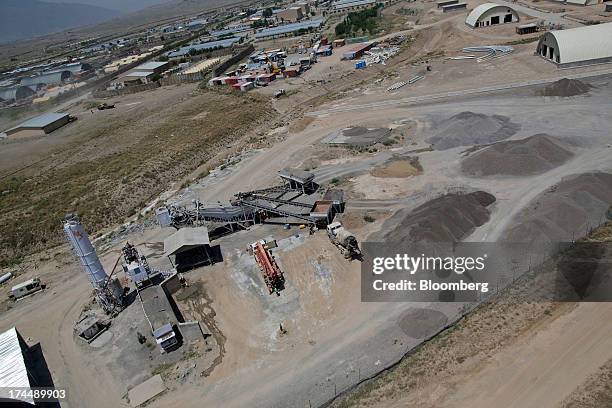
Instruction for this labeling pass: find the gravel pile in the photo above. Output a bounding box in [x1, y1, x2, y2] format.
[461, 134, 573, 177]
[427, 111, 520, 150]
[538, 78, 593, 97]
[384, 191, 496, 242]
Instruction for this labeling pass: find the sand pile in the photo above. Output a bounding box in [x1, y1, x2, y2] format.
[383, 191, 496, 242]
[427, 112, 520, 150]
[461, 134, 573, 177]
[502, 172, 612, 242]
[538, 78, 593, 97]
[371, 157, 422, 178]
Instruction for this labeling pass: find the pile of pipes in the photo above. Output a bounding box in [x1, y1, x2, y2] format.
[449, 45, 514, 63]
[363, 46, 400, 65]
[387, 75, 424, 92]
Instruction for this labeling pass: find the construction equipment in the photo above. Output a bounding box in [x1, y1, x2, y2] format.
[327, 221, 362, 260]
[249, 240, 285, 295]
[97, 103, 115, 110]
[274, 89, 286, 98]
[122, 242, 154, 288]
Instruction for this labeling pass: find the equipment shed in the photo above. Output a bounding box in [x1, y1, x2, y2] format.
[536, 22, 612, 67]
[4, 112, 71, 138]
[466, 3, 519, 28]
[164, 227, 215, 272]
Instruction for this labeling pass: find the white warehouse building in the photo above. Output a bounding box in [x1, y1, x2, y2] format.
[536, 22, 612, 67]
[465, 3, 519, 28]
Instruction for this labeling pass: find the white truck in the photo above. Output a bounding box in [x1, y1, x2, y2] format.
[326, 221, 362, 260]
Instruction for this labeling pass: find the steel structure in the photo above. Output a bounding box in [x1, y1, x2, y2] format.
[251, 241, 285, 295]
[63, 214, 123, 314]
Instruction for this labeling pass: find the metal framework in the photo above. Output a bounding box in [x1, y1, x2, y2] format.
[252, 242, 285, 295]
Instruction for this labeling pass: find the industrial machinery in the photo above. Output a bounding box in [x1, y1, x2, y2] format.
[63, 214, 123, 314]
[249, 240, 285, 295]
[326, 221, 362, 260]
[122, 242, 154, 288]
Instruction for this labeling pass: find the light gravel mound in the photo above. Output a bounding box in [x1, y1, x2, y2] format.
[461, 134, 574, 177]
[384, 191, 496, 242]
[427, 111, 520, 150]
[502, 172, 612, 242]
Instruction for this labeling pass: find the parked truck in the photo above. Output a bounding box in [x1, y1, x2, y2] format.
[326, 221, 361, 260]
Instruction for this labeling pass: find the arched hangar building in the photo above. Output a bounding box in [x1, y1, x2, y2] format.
[536, 22, 612, 67]
[466, 3, 519, 28]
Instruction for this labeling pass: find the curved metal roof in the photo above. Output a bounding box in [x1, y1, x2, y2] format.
[541, 23, 612, 64]
[466, 3, 516, 27]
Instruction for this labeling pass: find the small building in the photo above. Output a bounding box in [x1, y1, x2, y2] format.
[283, 67, 301, 77]
[331, 0, 376, 13]
[437, 0, 458, 8]
[343, 42, 376, 59]
[164, 227, 215, 272]
[316, 45, 333, 56]
[278, 7, 304, 22]
[333, 38, 346, 47]
[442, 2, 467, 12]
[256, 73, 277, 83]
[224, 76, 241, 85]
[516, 22, 539, 35]
[240, 82, 255, 91]
[466, 3, 519, 28]
[133, 61, 170, 75]
[117, 70, 157, 85]
[4, 112, 71, 138]
[0, 327, 52, 405]
[536, 22, 612, 67]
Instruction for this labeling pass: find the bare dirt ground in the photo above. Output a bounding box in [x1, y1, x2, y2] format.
[1, 5, 612, 408]
[331, 234, 612, 408]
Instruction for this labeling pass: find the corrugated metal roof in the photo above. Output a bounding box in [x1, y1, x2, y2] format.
[164, 227, 210, 257]
[541, 22, 612, 64]
[333, 0, 375, 9]
[465, 3, 516, 27]
[166, 37, 241, 58]
[255, 18, 324, 38]
[135, 61, 168, 71]
[7, 112, 68, 132]
[0, 327, 34, 405]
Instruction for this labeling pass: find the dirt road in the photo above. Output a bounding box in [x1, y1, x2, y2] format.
[430, 303, 612, 408]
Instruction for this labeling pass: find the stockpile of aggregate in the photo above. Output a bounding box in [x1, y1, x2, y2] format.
[538, 78, 593, 97]
[502, 172, 612, 242]
[384, 191, 496, 242]
[427, 112, 520, 150]
[461, 134, 573, 177]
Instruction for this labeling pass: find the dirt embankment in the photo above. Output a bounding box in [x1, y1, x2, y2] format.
[461, 134, 574, 177]
[502, 172, 612, 242]
[427, 111, 520, 150]
[538, 78, 593, 97]
[383, 191, 496, 242]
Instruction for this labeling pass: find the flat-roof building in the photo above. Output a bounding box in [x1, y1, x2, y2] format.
[134, 61, 170, 75]
[255, 18, 325, 38]
[278, 7, 304, 22]
[536, 22, 612, 67]
[4, 112, 71, 138]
